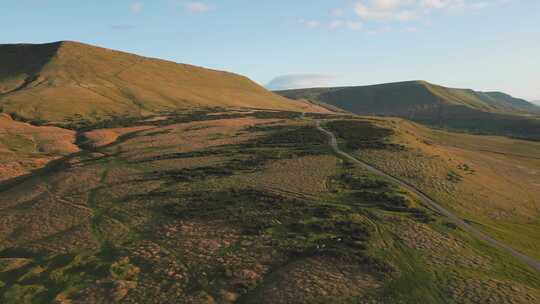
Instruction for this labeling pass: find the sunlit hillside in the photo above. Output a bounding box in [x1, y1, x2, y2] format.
[0, 41, 324, 124]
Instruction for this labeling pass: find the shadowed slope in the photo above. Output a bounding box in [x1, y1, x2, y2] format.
[0, 42, 60, 95]
[0, 41, 322, 123]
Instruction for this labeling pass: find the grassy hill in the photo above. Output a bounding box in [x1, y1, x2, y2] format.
[276, 81, 540, 140]
[335, 117, 540, 261]
[1, 42, 539, 302]
[0, 109, 539, 303]
[0, 113, 78, 183]
[0, 41, 322, 124]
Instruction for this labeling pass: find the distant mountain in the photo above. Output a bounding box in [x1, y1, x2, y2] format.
[0, 41, 321, 124]
[277, 81, 540, 140]
[474, 91, 540, 114]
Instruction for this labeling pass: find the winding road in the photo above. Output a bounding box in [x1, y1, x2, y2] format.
[316, 120, 540, 273]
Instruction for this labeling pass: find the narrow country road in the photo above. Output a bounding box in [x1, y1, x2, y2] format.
[316, 120, 540, 273]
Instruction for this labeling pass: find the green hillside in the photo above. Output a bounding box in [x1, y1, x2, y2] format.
[475, 91, 540, 113]
[1, 42, 539, 303]
[1, 109, 539, 303]
[0, 41, 322, 124]
[277, 81, 540, 140]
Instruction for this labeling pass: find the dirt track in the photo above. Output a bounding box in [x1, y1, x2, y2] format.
[316, 120, 540, 273]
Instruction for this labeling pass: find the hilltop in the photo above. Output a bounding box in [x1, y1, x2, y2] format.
[276, 81, 540, 140]
[0, 41, 323, 124]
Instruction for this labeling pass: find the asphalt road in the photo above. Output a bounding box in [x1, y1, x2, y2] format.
[316, 120, 540, 273]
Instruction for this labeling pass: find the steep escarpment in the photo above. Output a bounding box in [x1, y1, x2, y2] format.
[0, 41, 323, 123]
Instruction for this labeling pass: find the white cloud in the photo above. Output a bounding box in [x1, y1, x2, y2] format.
[329, 20, 345, 29]
[346, 21, 363, 30]
[354, 1, 420, 22]
[366, 26, 392, 36]
[303, 1, 507, 34]
[185, 2, 213, 13]
[421, 0, 450, 9]
[266, 74, 338, 90]
[373, 0, 415, 10]
[470, 1, 490, 9]
[130, 2, 143, 13]
[350, 0, 500, 22]
[420, 0, 495, 10]
[299, 19, 321, 29]
[304, 19, 362, 31]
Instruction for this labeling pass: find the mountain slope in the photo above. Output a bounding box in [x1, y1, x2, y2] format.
[0, 41, 322, 123]
[475, 91, 540, 114]
[0, 113, 78, 183]
[0, 109, 539, 302]
[277, 81, 540, 140]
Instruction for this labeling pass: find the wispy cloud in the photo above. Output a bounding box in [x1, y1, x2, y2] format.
[266, 74, 338, 90]
[350, 0, 510, 22]
[299, 0, 511, 34]
[301, 19, 362, 31]
[346, 21, 363, 30]
[354, 1, 419, 22]
[185, 2, 213, 13]
[299, 0, 502, 32]
[334, 20, 364, 30]
[329, 20, 344, 29]
[130, 2, 143, 13]
[298, 19, 321, 29]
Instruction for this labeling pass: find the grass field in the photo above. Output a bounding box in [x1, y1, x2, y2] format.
[329, 118, 540, 261]
[0, 109, 539, 303]
[0, 113, 79, 183]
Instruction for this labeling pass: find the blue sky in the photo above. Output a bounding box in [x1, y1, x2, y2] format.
[2, 0, 539, 101]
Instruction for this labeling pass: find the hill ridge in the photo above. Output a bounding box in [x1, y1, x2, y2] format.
[277, 80, 539, 111]
[0, 41, 324, 123]
[0, 42, 60, 95]
[276, 81, 540, 140]
[277, 80, 540, 114]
